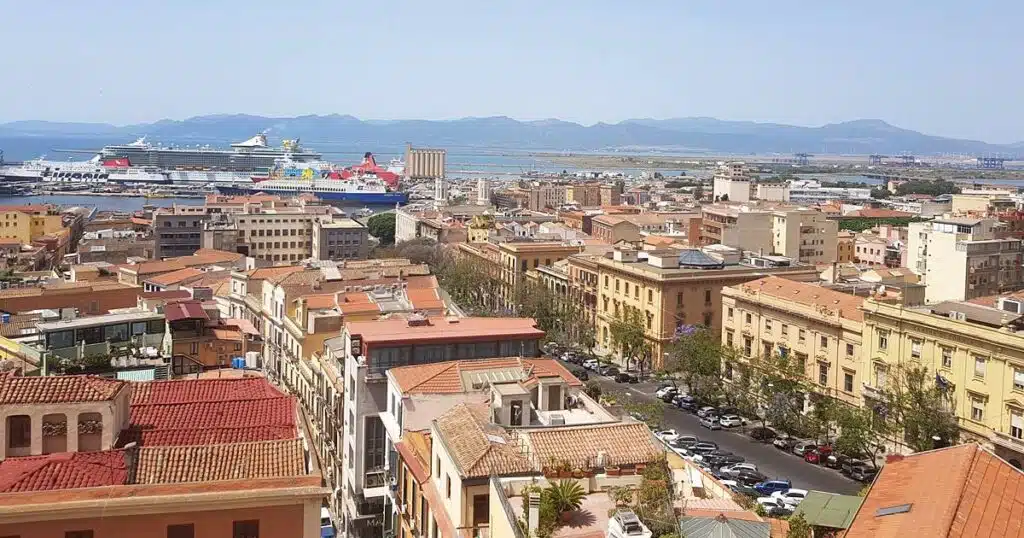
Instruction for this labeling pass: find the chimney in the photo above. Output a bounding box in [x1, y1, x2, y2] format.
[124, 442, 140, 484]
[831, 261, 838, 284]
[527, 492, 541, 534]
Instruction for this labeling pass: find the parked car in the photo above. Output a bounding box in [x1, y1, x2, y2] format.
[692, 442, 718, 455]
[771, 489, 809, 507]
[675, 395, 698, 411]
[717, 406, 742, 417]
[659, 389, 680, 403]
[719, 414, 745, 428]
[827, 452, 866, 470]
[726, 481, 761, 498]
[710, 454, 745, 469]
[570, 368, 589, 381]
[670, 435, 699, 449]
[700, 415, 722, 430]
[654, 386, 678, 399]
[734, 469, 768, 485]
[600, 365, 620, 377]
[772, 433, 797, 450]
[791, 441, 817, 457]
[654, 429, 681, 443]
[749, 426, 777, 442]
[753, 480, 792, 496]
[696, 406, 717, 418]
[720, 463, 759, 477]
[804, 449, 824, 464]
[850, 466, 879, 483]
[756, 497, 795, 517]
[582, 358, 599, 370]
[615, 372, 638, 383]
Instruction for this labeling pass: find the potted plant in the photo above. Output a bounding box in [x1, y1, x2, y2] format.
[606, 466, 621, 476]
[558, 460, 572, 479]
[572, 467, 585, 479]
[547, 480, 585, 523]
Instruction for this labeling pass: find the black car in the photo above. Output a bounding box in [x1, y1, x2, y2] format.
[692, 442, 718, 455]
[571, 368, 589, 381]
[712, 454, 745, 468]
[842, 460, 874, 477]
[748, 426, 777, 442]
[850, 466, 878, 483]
[734, 469, 768, 485]
[599, 365, 619, 377]
[669, 436, 699, 449]
[615, 372, 638, 383]
[660, 389, 680, 403]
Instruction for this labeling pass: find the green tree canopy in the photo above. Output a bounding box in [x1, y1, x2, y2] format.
[367, 212, 397, 245]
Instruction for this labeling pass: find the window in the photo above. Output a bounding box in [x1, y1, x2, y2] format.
[446, 475, 452, 498]
[678, 292, 684, 306]
[974, 356, 987, 378]
[781, 324, 788, 336]
[844, 372, 854, 392]
[604, 276, 608, 288]
[846, 343, 854, 356]
[764, 319, 773, 332]
[874, 364, 888, 388]
[648, 289, 653, 303]
[7, 415, 30, 448]
[703, 311, 712, 327]
[743, 336, 752, 357]
[615, 279, 620, 292]
[435, 456, 441, 476]
[910, 339, 922, 359]
[744, 313, 752, 324]
[798, 329, 806, 343]
[819, 363, 829, 385]
[1015, 369, 1024, 392]
[820, 335, 828, 349]
[233, 520, 259, 538]
[167, 524, 195, 538]
[725, 330, 734, 347]
[704, 289, 712, 304]
[727, 307, 733, 319]
[971, 397, 986, 422]
[65, 532, 94, 538]
[942, 347, 953, 369]
[1012, 409, 1024, 440]
[877, 330, 888, 350]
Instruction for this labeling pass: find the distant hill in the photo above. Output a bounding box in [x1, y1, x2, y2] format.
[0, 115, 1016, 156]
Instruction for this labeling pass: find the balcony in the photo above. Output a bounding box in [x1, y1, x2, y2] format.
[861, 382, 885, 400]
[991, 430, 1024, 454]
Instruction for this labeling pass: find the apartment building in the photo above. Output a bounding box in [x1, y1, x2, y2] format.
[566, 184, 602, 207]
[771, 208, 838, 264]
[493, 241, 582, 309]
[0, 280, 143, 316]
[527, 183, 567, 211]
[837, 231, 855, 263]
[312, 218, 371, 260]
[0, 204, 64, 245]
[0, 374, 327, 537]
[720, 276, 866, 405]
[700, 205, 773, 252]
[861, 297, 1024, 465]
[600, 182, 623, 206]
[339, 316, 545, 538]
[591, 215, 641, 244]
[153, 204, 208, 258]
[907, 217, 1024, 303]
[712, 163, 751, 203]
[588, 247, 819, 369]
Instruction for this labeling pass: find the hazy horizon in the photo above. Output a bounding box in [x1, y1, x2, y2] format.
[1, 1, 1021, 143]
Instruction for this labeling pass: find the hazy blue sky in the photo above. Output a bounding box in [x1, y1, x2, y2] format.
[1, 1, 1020, 143]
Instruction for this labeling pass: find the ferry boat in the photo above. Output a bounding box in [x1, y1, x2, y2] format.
[215, 175, 407, 204]
[99, 133, 322, 171]
[0, 156, 170, 184]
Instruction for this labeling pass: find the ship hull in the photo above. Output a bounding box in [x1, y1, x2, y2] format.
[214, 184, 408, 204]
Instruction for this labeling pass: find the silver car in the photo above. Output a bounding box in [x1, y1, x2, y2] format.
[699, 416, 722, 430]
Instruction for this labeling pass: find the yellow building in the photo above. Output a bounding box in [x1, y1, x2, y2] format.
[497, 241, 581, 309]
[0, 205, 63, 244]
[720, 276, 866, 405]
[467, 214, 494, 243]
[837, 231, 855, 263]
[861, 298, 1024, 466]
[588, 248, 819, 369]
[771, 208, 839, 264]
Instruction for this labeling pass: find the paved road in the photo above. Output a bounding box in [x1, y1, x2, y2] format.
[578, 367, 862, 495]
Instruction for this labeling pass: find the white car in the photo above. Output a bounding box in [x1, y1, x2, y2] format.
[696, 406, 717, 418]
[583, 359, 599, 370]
[771, 489, 809, 507]
[654, 429, 680, 443]
[719, 463, 758, 477]
[654, 386, 678, 399]
[756, 497, 794, 516]
[719, 414, 745, 428]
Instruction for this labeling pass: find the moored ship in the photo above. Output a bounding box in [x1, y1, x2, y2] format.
[99, 133, 322, 171]
[215, 175, 407, 204]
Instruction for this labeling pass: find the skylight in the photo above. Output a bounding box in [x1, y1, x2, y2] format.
[875, 504, 913, 517]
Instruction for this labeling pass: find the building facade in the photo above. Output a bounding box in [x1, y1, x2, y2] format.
[772, 209, 839, 264]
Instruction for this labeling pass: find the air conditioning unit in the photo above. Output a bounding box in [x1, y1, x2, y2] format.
[948, 311, 967, 321]
[999, 298, 1023, 314]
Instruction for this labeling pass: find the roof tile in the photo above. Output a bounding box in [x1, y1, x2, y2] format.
[0, 451, 128, 492]
[0, 373, 125, 404]
[523, 422, 663, 469]
[737, 275, 865, 322]
[390, 358, 582, 395]
[434, 403, 532, 478]
[135, 439, 306, 484]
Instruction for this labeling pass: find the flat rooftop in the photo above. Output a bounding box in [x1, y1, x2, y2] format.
[37, 311, 165, 332]
[345, 317, 544, 344]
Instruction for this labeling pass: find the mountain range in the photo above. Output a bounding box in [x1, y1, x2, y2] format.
[0, 115, 1019, 156]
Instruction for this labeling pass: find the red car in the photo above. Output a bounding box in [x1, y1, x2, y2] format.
[804, 450, 822, 464]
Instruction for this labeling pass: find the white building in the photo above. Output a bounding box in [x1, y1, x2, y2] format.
[712, 162, 751, 203]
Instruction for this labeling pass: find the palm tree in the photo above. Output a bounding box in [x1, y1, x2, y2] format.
[547, 480, 585, 514]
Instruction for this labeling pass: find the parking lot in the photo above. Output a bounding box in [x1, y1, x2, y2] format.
[560, 357, 863, 496]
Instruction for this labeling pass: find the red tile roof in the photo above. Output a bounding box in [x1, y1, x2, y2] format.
[408, 288, 444, 311]
[135, 439, 306, 484]
[389, 358, 583, 395]
[0, 451, 128, 493]
[434, 403, 532, 478]
[846, 208, 915, 219]
[523, 422, 663, 470]
[144, 267, 205, 287]
[346, 317, 544, 345]
[846, 443, 1024, 538]
[164, 300, 209, 322]
[120, 425, 297, 447]
[736, 276, 866, 322]
[129, 377, 285, 405]
[0, 373, 125, 404]
[127, 397, 296, 446]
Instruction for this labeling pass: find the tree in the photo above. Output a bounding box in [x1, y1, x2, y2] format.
[885, 363, 960, 452]
[787, 513, 812, 538]
[870, 188, 891, 199]
[834, 405, 890, 467]
[609, 308, 650, 375]
[666, 326, 725, 402]
[367, 212, 397, 246]
[380, 237, 444, 265]
[748, 351, 810, 433]
[584, 381, 602, 400]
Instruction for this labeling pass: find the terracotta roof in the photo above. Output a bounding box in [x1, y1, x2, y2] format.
[120, 425, 297, 447]
[337, 292, 379, 315]
[389, 358, 582, 395]
[737, 276, 866, 322]
[0, 373, 125, 404]
[433, 403, 532, 478]
[129, 377, 286, 405]
[164, 300, 209, 322]
[135, 439, 306, 484]
[210, 328, 243, 341]
[346, 317, 544, 345]
[0, 451, 128, 493]
[128, 397, 296, 444]
[847, 208, 914, 218]
[122, 259, 188, 275]
[144, 267, 205, 286]
[185, 248, 245, 266]
[846, 443, 1024, 538]
[406, 275, 440, 290]
[523, 422, 662, 469]
[302, 293, 338, 310]
[244, 265, 305, 282]
[407, 287, 444, 311]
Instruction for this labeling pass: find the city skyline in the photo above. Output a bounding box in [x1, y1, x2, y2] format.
[1, 0, 1021, 143]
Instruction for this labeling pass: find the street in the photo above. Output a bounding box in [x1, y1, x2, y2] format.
[579, 367, 863, 496]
